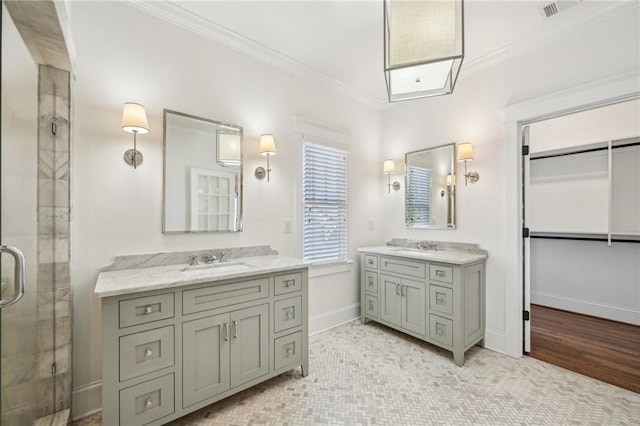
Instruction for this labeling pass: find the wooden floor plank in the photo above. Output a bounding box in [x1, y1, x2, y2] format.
[528, 304, 640, 394]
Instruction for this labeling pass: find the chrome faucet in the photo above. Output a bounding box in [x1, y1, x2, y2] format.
[205, 253, 217, 264]
[218, 252, 226, 263]
[417, 242, 439, 251]
[189, 254, 199, 266]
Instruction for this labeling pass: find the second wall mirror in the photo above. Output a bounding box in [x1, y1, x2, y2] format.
[405, 143, 456, 229]
[163, 110, 243, 233]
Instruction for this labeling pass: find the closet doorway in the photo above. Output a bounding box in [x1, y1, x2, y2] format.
[522, 99, 640, 393]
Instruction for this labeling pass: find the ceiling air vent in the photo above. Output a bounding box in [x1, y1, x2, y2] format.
[538, 0, 582, 19]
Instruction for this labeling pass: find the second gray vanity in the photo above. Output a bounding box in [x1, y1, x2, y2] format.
[95, 247, 308, 425]
[359, 240, 487, 366]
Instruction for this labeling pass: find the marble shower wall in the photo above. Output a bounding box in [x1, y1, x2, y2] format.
[36, 65, 72, 418]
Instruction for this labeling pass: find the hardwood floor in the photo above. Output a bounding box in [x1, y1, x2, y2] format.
[529, 304, 640, 394]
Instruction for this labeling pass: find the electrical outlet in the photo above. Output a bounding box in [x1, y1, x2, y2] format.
[284, 219, 292, 233]
[368, 219, 375, 231]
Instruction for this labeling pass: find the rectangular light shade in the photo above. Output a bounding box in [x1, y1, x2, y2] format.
[217, 131, 242, 166]
[383, 159, 395, 174]
[121, 102, 150, 134]
[457, 143, 473, 161]
[384, 0, 464, 102]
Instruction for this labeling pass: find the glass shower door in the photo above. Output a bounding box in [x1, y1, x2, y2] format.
[1, 4, 56, 424]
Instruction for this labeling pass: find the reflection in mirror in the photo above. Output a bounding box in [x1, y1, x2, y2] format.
[405, 143, 456, 229]
[163, 110, 243, 233]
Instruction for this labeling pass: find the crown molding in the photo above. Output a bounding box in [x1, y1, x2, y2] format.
[122, 0, 388, 110]
[123, 0, 637, 111]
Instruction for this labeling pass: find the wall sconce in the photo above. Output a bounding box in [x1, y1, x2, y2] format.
[383, 159, 401, 193]
[441, 174, 456, 197]
[456, 143, 479, 186]
[121, 102, 149, 169]
[255, 134, 276, 181]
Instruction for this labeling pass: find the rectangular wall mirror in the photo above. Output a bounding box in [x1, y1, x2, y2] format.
[405, 143, 456, 229]
[163, 110, 243, 233]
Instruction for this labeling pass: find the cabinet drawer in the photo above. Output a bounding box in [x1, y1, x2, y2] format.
[364, 295, 378, 318]
[119, 293, 174, 328]
[429, 284, 453, 316]
[429, 314, 453, 347]
[119, 326, 175, 382]
[364, 271, 378, 294]
[274, 331, 302, 371]
[183, 278, 269, 314]
[274, 296, 302, 333]
[364, 255, 378, 269]
[119, 373, 174, 425]
[429, 264, 453, 283]
[380, 257, 426, 278]
[274, 272, 302, 296]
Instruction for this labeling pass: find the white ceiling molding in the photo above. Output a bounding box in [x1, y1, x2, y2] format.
[124, 0, 637, 111]
[460, 1, 639, 80]
[122, 0, 388, 110]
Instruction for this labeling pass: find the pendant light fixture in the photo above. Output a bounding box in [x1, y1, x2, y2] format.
[384, 0, 465, 102]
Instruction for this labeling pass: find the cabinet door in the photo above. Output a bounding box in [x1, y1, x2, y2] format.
[230, 304, 269, 388]
[401, 279, 426, 336]
[182, 313, 230, 408]
[379, 275, 402, 326]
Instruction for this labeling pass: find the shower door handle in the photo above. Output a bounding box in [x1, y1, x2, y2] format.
[0, 246, 26, 308]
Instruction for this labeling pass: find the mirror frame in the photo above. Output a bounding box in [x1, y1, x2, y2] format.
[162, 109, 244, 233]
[404, 143, 457, 229]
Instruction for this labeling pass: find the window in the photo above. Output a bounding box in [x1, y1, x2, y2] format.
[302, 143, 348, 263]
[405, 166, 432, 226]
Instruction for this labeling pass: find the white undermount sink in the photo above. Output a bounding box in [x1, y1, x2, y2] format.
[180, 261, 254, 274]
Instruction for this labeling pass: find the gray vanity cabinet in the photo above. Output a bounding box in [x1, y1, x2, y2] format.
[360, 250, 485, 366]
[101, 267, 308, 425]
[182, 304, 268, 408]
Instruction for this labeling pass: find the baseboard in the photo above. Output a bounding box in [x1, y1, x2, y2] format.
[71, 380, 102, 421]
[531, 291, 639, 325]
[483, 328, 509, 356]
[309, 302, 360, 335]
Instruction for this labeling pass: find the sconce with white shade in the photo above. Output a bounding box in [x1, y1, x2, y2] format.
[121, 102, 149, 169]
[255, 134, 276, 181]
[383, 159, 401, 193]
[456, 143, 479, 186]
[383, 0, 464, 102]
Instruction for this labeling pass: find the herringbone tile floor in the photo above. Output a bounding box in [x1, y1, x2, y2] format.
[76, 320, 639, 425]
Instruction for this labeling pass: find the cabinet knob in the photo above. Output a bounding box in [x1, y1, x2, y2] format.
[144, 398, 153, 409]
[284, 279, 295, 288]
[436, 270, 446, 277]
[143, 306, 153, 314]
[367, 259, 373, 265]
[286, 347, 293, 356]
[144, 348, 153, 358]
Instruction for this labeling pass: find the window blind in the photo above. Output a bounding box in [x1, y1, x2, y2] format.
[302, 143, 348, 263]
[406, 166, 432, 226]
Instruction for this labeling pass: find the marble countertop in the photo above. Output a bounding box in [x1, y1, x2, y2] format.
[95, 255, 306, 298]
[358, 246, 488, 265]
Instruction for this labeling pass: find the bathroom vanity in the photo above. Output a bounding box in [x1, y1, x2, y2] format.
[95, 248, 308, 425]
[358, 241, 487, 366]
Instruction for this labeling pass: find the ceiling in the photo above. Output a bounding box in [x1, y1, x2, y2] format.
[128, 0, 636, 108]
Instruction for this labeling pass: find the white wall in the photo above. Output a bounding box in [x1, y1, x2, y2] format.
[380, 9, 640, 354]
[69, 2, 382, 418]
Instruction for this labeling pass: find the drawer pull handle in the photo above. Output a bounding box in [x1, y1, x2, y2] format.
[401, 285, 406, 296]
[223, 321, 229, 341]
[144, 398, 153, 409]
[233, 319, 238, 339]
[283, 279, 295, 288]
[436, 270, 446, 277]
[143, 306, 153, 314]
[367, 259, 373, 265]
[144, 348, 153, 358]
[395, 284, 400, 296]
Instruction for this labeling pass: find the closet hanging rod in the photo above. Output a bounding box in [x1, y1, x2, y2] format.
[530, 233, 640, 244]
[530, 138, 640, 161]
